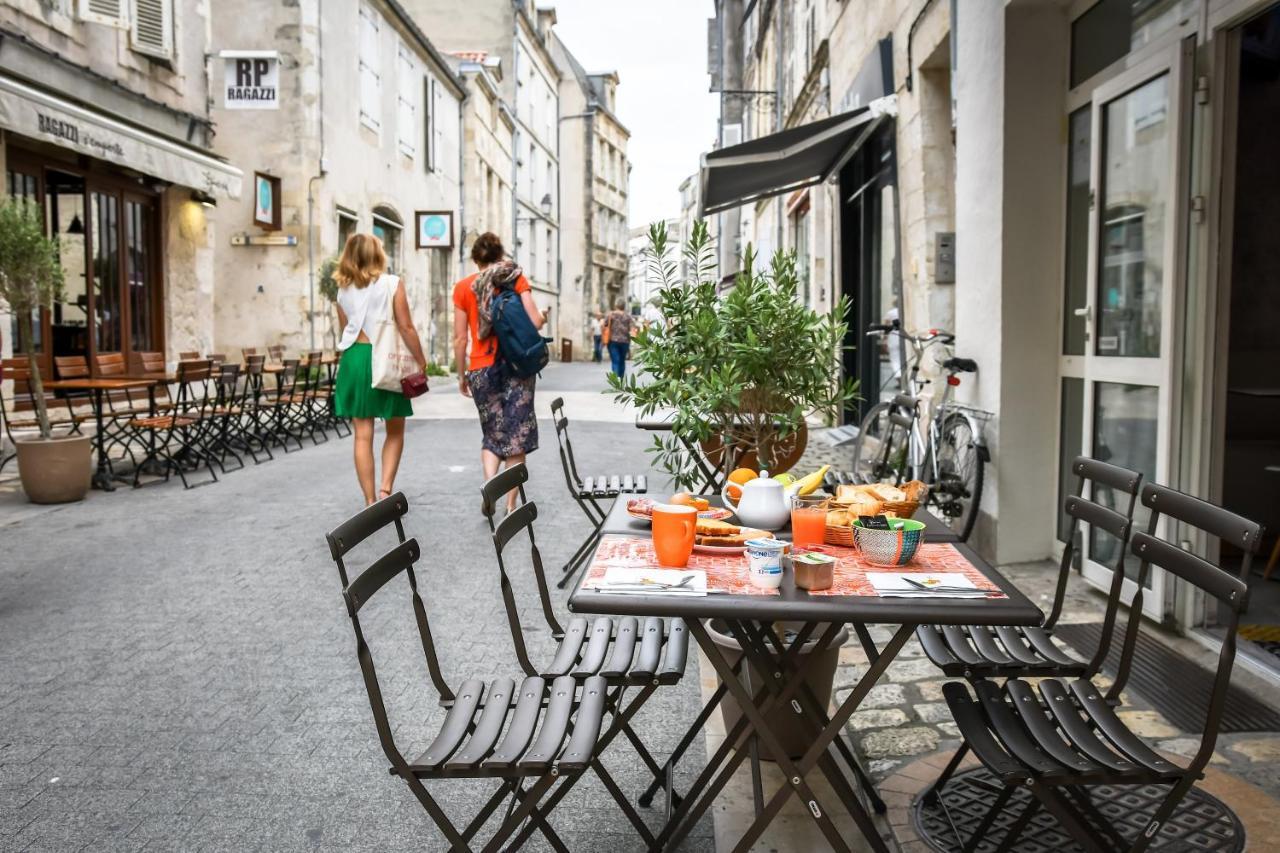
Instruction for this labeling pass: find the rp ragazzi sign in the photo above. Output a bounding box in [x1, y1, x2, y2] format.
[220, 51, 279, 110]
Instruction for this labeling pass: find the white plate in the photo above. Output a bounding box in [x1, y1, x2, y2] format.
[627, 506, 736, 523]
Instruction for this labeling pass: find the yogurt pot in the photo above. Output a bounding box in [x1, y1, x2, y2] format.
[745, 537, 788, 589]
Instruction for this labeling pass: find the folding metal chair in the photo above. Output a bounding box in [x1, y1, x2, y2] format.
[129, 360, 218, 489]
[325, 494, 612, 853]
[548, 396, 648, 590]
[936, 483, 1264, 852]
[480, 464, 690, 824]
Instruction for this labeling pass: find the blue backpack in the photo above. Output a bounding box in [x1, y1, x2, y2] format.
[490, 288, 549, 378]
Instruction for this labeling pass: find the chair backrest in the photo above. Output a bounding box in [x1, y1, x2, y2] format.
[206, 353, 227, 368]
[174, 359, 213, 414]
[93, 352, 126, 376]
[552, 414, 584, 490]
[1053, 457, 1143, 676]
[214, 363, 243, 407]
[480, 464, 565, 673]
[325, 494, 453, 706]
[243, 354, 267, 397]
[241, 347, 257, 360]
[131, 351, 166, 374]
[277, 358, 301, 398]
[1121, 482, 1261, 774]
[267, 344, 285, 363]
[54, 355, 89, 380]
[178, 351, 200, 361]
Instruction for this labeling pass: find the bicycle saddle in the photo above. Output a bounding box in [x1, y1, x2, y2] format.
[943, 357, 978, 373]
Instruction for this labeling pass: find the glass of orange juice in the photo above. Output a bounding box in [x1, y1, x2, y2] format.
[790, 495, 828, 547]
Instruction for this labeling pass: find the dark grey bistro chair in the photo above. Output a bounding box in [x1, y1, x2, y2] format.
[935, 483, 1263, 853]
[325, 494, 612, 852]
[549, 396, 648, 590]
[480, 464, 691, 821]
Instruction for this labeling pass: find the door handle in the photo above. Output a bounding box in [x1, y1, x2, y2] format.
[1073, 307, 1090, 317]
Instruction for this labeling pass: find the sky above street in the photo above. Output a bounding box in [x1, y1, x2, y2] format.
[547, 0, 719, 229]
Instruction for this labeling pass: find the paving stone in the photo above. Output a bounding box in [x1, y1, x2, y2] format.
[1157, 738, 1228, 765]
[858, 727, 940, 759]
[915, 680, 950, 702]
[1115, 709, 1180, 739]
[848, 709, 909, 731]
[912, 702, 953, 724]
[1227, 737, 1280, 763]
[886, 658, 941, 683]
[834, 682, 905, 709]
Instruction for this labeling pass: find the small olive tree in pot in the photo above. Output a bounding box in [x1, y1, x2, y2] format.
[610, 220, 857, 490]
[0, 197, 86, 503]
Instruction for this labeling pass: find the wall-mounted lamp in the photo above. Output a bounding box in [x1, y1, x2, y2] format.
[539, 193, 552, 216]
[66, 214, 84, 235]
[191, 190, 218, 208]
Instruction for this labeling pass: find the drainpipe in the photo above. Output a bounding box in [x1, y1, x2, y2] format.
[511, 12, 520, 247]
[306, 0, 327, 350]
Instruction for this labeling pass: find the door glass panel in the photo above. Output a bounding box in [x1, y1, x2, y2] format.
[1090, 381, 1158, 584]
[48, 171, 88, 364]
[92, 191, 121, 354]
[1097, 73, 1169, 358]
[125, 200, 154, 353]
[1070, 0, 1189, 87]
[1063, 107, 1092, 355]
[7, 170, 43, 354]
[1057, 377, 1085, 545]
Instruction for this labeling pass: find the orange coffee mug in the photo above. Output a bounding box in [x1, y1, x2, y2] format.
[652, 503, 697, 568]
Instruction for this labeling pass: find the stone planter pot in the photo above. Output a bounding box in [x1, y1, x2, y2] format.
[15, 433, 92, 504]
[705, 618, 847, 760]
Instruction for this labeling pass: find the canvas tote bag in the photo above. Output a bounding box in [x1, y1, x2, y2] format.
[369, 275, 417, 392]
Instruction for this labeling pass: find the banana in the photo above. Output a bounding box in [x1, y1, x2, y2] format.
[787, 465, 830, 497]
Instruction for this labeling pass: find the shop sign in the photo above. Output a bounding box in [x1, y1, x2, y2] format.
[253, 172, 282, 230]
[415, 211, 454, 249]
[220, 51, 279, 110]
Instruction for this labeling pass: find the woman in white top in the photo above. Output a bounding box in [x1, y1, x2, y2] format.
[333, 233, 428, 505]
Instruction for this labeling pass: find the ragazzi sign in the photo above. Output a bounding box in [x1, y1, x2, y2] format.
[220, 51, 279, 111]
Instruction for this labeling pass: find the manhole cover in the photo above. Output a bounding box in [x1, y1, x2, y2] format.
[912, 766, 1244, 852]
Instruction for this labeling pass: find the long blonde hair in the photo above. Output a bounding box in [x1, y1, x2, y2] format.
[335, 233, 387, 288]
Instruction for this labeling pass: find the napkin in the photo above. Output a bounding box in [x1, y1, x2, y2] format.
[867, 572, 988, 598]
[585, 567, 708, 596]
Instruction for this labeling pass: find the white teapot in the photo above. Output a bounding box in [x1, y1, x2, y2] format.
[722, 472, 792, 531]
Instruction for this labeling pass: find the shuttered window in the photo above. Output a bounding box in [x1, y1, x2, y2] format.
[130, 0, 174, 61]
[396, 42, 417, 157]
[79, 0, 128, 27]
[358, 3, 381, 132]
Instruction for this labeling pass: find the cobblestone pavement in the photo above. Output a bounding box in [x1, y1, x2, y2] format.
[0, 363, 712, 852]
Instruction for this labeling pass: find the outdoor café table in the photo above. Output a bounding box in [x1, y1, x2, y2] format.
[567, 535, 1041, 853]
[599, 493, 963, 544]
[42, 378, 157, 491]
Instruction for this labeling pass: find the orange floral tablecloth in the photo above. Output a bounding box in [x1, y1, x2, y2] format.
[585, 535, 1007, 599]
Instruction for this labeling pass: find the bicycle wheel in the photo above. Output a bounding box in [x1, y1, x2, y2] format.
[853, 402, 907, 484]
[928, 413, 985, 541]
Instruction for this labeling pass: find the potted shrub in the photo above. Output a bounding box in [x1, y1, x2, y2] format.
[317, 253, 340, 351]
[609, 220, 857, 489]
[0, 197, 86, 503]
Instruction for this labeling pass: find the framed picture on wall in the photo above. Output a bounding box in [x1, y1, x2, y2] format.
[415, 211, 453, 249]
[253, 172, 282, 230]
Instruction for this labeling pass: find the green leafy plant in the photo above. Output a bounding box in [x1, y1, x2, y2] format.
[609, 220, 857, 490]
[0, 198, 64, 439]
[317, 254, 340, 304]
[425, 361, 449, 377]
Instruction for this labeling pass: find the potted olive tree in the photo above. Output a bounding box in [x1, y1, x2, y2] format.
[0, 197, 86, 503]
[610, 220, 857, 489]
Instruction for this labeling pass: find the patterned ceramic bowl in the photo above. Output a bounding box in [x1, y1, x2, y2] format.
[851, 518, 926, 567]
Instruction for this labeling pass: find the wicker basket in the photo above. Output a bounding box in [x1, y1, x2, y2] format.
[824, 481, 928, 546]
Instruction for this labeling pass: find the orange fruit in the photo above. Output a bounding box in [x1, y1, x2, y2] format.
[726, 483, 743, 502]
[728, 468, 758, 487]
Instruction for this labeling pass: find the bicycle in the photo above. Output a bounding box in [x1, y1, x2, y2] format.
[851, 320, 991, 541]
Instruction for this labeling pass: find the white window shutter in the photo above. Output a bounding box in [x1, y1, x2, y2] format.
[79, 0, 127, 27]
[358, 4, 381, 131]
[131, 0, 174, 60]
[396, 44, 416, 157]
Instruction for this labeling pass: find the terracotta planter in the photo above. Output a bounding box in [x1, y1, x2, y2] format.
[15, 434, 92, 504]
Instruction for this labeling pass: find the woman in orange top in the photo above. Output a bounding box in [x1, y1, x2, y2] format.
[453, 232, 545, 512]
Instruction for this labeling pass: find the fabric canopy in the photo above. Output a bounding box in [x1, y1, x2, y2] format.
[699, 105, 887, 216]
[0, 73, 242, 200]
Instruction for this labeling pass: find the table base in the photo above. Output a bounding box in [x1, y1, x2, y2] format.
[913, 766, 1245, 852]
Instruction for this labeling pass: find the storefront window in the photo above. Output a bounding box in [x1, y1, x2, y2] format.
[125, 200, 153, 354]
[49, 171, 88, 363]
[6, 169, 42, 354]
[92, 191, 121, 354]
[1090, 381, 1158, 583]
[1062, 107, 1091, 355]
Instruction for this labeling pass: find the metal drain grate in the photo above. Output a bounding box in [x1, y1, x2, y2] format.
[913, 766, 1245, 852]
[1054, 622, 1280, 734]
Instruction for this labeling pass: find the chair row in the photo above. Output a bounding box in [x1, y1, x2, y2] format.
[324, 464, 691, 851]
[922, 456, 1264, 852]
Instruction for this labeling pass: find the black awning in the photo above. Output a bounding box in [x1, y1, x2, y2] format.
[698, 106, 884, 216]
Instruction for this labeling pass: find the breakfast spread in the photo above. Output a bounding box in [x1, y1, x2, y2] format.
[694, 518, 770, 547]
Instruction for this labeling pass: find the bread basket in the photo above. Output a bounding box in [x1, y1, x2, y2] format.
[824, 481, 928, 546]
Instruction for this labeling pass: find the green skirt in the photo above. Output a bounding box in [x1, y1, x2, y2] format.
[334, 343, 414, 419]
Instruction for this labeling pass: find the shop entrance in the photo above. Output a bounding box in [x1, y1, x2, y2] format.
[1215, 2, 1280, 667]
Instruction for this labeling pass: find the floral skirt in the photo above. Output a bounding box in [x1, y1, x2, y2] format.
[466, 365, 538, 458]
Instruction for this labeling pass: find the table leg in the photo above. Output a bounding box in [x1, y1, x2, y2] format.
[89, 388, 115, 492]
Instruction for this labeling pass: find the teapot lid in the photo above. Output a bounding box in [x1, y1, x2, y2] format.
[742, 474, 782, 492]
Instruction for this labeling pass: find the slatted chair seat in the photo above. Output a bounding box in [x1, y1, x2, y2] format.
[930, 484, 1262, 853]
[916, 624, 1087, 678]
[541, 615, 689, 685]
[129, 414, 199, 430]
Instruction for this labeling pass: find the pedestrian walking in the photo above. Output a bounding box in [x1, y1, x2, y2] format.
[590, 312, 604, 362]
[333, 233, 428, 506]
[606, 299, 633, 378]
[453, 232, 545, 512]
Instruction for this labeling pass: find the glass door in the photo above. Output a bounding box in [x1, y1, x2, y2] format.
[1075, 40, 1192, 617]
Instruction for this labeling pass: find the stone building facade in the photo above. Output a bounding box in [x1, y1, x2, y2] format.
[707, 0, 1280, 680]
[0, 0, 241, 378]
[206, 0, 464, 363]
[403, 0, 563, 339]
[549, 32, 629, 359]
